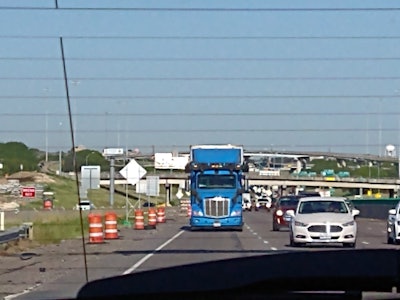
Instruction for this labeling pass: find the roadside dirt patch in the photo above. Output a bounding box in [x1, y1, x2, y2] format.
[7, 171, 55, 183]
[0, 239, 39, 256]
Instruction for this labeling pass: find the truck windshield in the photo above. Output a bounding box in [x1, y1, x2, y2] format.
[197, 174, 236, 189]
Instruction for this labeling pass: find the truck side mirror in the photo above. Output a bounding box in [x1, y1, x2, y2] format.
[185, 179, 190, 192]
[191, 189, 198, 197]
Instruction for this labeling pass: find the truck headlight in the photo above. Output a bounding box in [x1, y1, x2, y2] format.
[231, 210, 242, 216]
[192, 210, 203, 216]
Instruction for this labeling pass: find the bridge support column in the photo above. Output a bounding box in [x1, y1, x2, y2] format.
[389, 189, 394, 198]
[359, 187, 363, 196]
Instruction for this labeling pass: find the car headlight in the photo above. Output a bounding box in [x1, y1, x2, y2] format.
[294, 221, 308, 227]
[276, 209, 283, 216]
[342, 221, 355, 226]
[192, 210, 203, 216]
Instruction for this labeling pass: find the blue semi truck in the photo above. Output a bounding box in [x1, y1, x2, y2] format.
[185, 144, 248, 231]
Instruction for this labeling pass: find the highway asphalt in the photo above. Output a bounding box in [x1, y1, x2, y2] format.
[3, 208, 397, 300]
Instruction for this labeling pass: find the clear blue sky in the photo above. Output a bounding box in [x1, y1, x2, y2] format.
[0, 0, 400, 155]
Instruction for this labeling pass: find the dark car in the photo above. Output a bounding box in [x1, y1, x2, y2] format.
[272, 195, 301, 231]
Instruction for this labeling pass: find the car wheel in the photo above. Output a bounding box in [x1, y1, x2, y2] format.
[272, 222, 279, 231]
[388, 234, 393, 244]
[343, 242, 356, 248]
[289, 235, 301, 247]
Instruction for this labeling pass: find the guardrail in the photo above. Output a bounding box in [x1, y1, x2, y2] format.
[0, 223, 33, 244]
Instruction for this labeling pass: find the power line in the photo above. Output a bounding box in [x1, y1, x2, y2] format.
[0, 112, 399, 117]
[0, 76, 400, 81]
[0, 6, 400, 12]
[0, 95, 399, 100]
[1, 76, 400, 81]
[2, 56, 400, 62]
[1, 128, 398, 133]
[2, 35, 400, 40]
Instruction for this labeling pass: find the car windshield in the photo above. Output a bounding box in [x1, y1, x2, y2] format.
[1, 1, 397, 299]
[298, 201, 349, 214]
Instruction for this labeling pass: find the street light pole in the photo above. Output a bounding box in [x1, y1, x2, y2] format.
[85, 152, 95, 166]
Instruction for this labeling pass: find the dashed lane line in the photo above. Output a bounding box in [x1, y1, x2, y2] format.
[123, 230, 184, 275]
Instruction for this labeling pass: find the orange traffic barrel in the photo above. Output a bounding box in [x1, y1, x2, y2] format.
[148, 208, 157, 227]
[156, 207, 166, 223]
[104, 212, 118, 239]
[134, 209, 144, 230]
[88, 213, 103, 243]
[187, 205, 192, 217]
[43, 200, 52, 210]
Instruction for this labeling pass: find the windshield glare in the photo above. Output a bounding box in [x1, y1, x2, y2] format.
[298, 201, 349, 214]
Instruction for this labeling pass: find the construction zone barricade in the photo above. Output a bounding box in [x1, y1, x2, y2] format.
[156, 207, 166, 223]
[146, 208, 157, 229]
[180, 199, 190, 215]
[134, 209, 145, 230]
[43, 199, 53, 210]
[88, 213, 104, 244]
[104, 211, 118, 239]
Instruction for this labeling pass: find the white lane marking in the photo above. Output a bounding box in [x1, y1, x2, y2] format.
[270, 247, 278, 251]
[123, 230, 184, 275]
[362, 241, 369, 245]
[253, 232, 257, 235]
[263, 240, 269, 244]
[4, 284, 41, 300]
[258, 236, 262, 239]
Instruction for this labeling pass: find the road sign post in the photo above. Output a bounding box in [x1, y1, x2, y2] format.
[120, 159, 147, 221]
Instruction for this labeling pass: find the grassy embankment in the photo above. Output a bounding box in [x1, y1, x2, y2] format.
[7, 175, 167, 244]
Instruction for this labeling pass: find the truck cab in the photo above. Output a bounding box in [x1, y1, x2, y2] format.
[186, 145, 247, 231]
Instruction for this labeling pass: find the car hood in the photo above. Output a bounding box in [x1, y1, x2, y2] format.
[294, 213, 353, 224]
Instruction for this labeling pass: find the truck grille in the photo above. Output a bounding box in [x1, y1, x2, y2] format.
[204, 197, 229, 217]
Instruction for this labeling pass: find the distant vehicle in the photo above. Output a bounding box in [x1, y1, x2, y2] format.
[79, 200, 93, 211]
[286, 197, 359, 248]
[258, 197, 272, 210]
[387, 202, 400, 244]
[272, 195, 301, 231]
[242, 199, 252, 211]
[142, 202, 156, 207]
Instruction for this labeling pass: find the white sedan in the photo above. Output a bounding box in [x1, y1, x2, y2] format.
[285, 197, 360, 248]
[387, 202, 400, 244]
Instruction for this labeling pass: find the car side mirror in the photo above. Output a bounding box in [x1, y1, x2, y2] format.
[352, 209, 360, 217]
[284, 210, 295, 222]
[389, 209, 396, 215]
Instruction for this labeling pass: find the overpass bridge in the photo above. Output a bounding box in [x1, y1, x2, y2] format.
[100, 172, 400, 195]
